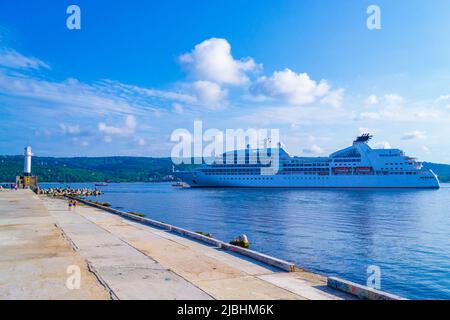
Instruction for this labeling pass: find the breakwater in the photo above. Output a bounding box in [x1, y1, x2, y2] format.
[37, 187, 101, 197]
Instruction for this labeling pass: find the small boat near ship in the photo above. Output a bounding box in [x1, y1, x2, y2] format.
[94, 182, 108, 187]
[171, 182, 187, 188]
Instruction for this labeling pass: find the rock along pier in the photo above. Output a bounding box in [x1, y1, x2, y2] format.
[37, 187, 102, 197]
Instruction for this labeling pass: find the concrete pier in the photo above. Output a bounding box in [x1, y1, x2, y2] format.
[0, 190, 361, 300]
[0, 190, 108, 299]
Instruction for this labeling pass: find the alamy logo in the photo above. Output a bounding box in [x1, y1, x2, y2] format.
[66, 265, 81, 290]
[367, 5, 381, 30]
[170, 121, 281, 174]
[367, 265, 381, 290]
[66, 5, 81, 30]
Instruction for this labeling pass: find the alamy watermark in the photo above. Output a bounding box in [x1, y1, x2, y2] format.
[64, 5, 380, 33]
[170, 121, 281, 174]
[66, 264, 81, 290]
[367, 5, 382, 30]
[367, 265, 381, 290]
[66, 5, 81, 30]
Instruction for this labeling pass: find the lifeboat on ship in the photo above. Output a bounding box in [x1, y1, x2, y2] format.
[334, 167, 350, 173]
[355, 167, 372, 173]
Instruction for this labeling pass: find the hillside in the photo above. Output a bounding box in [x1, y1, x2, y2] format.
[0, 156, 449, 183]
[423, 162, 450, 183]
[0, 156, 179, 183]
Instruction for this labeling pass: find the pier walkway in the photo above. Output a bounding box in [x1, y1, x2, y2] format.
[0, 190, 354, 300]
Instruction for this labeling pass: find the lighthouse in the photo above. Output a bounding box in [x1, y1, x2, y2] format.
[16, 146, 38, 191]
[24, 146, 32, 176]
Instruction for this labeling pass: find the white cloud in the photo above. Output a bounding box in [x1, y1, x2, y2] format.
[59, 123, 81, 135]
[358, 127, 373, 135]
[384, 93, 404, 105]
[374, 141, 392, 149]
[402, 130, 426, 140]
[355, 112, 381, 120]
[0, 46, 201, 117]
[191, 80, 228, 109]
[422, 145, 430, 153]
[0, 48, 50, 70]
[364, 94, 379, 105]
[98, 115, 137, 136]
[103, 80, 196, 105]
[179, 38, 259, 85]
[413, 110, 439, 119]
[320, 88, 344, 108]
[137, 138, 146, 146]
[71, 137, 89, 147]
[435, 94, 450, 110]
[0, 72, 140, 115]
[34, 128, 52, 137]
[4, 42, 450, 159]
[108, 79, 228, 110]
[250, 68, 335, 106]
[238, 104, 350, 126]
[435, 94, 450, 103]
[353, 103, 448, 123]
[302, 145, 325, 155]
[172, 102, 184, 114]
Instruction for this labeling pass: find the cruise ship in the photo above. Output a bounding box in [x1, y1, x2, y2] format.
[175, 134, 440, 188]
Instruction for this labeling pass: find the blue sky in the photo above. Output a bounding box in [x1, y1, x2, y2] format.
[1, 0, 450, 162]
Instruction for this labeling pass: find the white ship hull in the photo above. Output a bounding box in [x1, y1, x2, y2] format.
[177, 172, 440, 188]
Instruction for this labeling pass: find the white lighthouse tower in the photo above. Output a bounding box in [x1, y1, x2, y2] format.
[24, 146, 32, 176]
[16, 146, 38, 190]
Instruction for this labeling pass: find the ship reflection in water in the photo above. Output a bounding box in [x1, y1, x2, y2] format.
[41, 182, 450, 299]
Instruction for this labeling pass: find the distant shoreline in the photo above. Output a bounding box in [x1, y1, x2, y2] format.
[1, 155, 449, 183]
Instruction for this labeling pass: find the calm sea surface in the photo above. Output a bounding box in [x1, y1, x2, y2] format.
[41, 182, 450, 299]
